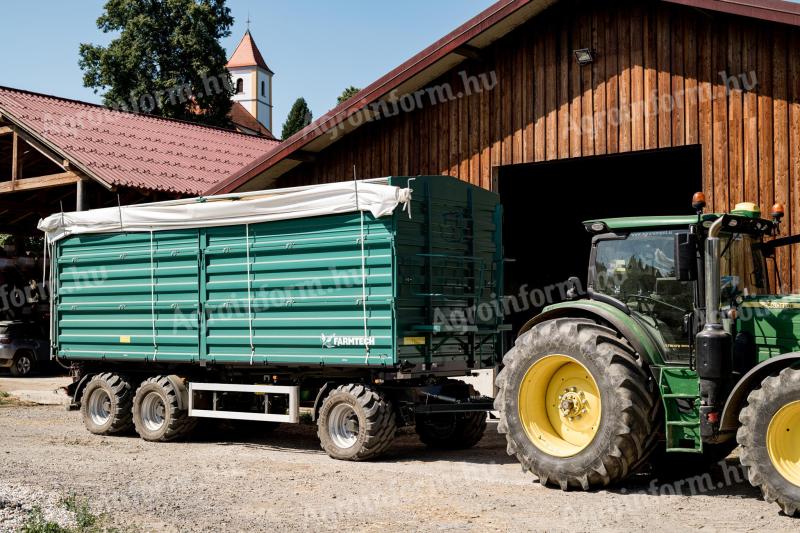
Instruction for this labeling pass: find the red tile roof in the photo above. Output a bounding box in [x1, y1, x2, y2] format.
[208, 0, 800, 194]
[0, 86, 279, 195]
[229, 102, 275, 139]
[227, 30, 273, 73]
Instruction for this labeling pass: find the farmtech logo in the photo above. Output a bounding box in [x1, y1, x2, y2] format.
[320, 333, 376, 348]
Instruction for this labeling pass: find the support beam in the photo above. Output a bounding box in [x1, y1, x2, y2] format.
[453, 44, 485, 61]
[0, 126, 12, 136]
[286, 150, 317, 163]
[0, 171, 81, 194]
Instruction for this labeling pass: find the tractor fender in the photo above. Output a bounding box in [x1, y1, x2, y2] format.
[517, 301, 664, 367]
[719, 353, 800, 432]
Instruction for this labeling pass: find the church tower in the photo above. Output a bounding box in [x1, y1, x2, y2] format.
[227, 30, 274, 133]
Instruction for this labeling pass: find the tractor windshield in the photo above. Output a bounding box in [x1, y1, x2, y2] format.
[592, 230, 693, 361]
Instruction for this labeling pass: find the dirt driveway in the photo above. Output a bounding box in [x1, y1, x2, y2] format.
[0, 378, 795, 532]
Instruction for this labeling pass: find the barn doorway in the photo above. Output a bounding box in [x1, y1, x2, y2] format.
[497, 145, 703, 335]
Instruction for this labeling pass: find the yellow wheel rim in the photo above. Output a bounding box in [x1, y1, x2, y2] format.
[517, 354, 602, 458]
[767, 400, 800, 487]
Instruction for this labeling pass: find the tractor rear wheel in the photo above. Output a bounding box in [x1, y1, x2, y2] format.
[738, 367, 800, 516]
[317, 384, 396, 461]
[495, 318, 659, 490]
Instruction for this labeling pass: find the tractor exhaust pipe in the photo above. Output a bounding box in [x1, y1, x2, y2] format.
[696, 216, 731, 438]
[704, 217, 724, 326]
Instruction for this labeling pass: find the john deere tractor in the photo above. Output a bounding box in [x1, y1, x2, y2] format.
[496, 193, 800, 516]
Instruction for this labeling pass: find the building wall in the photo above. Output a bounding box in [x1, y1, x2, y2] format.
[277, 0, 800, 288]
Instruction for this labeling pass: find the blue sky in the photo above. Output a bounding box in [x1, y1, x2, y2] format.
[0, 0, 495, 131]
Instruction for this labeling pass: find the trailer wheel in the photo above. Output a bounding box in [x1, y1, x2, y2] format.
[495, 318, 659, 490]
[416, 411, 487, 449]
[132, 376, 196, 442]
[317, 384, 396, 461]
[80, 373, 134, 435]
[738, 367, 800, 516]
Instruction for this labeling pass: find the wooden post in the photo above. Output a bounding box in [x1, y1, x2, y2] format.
[11, 130, 21, 184]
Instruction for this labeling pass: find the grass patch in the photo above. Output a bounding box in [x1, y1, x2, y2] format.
[21, 496, 122, 533]
[0, 391, 36, 408]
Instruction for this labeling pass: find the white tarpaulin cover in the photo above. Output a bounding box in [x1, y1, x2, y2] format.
[38, 178, 412, 243]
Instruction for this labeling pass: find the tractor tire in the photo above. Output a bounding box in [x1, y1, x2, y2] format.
[79, 373, 134, 435]
[416, 411, 487, 449]
[132, 376, 197, 442]
[738, 367, 800, 517]
[495, 318, 660, 490]
[9, 351, 36, 377]
[317, 384, 396, 461]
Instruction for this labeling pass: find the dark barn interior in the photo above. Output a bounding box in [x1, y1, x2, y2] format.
[499, 145, 702, 333]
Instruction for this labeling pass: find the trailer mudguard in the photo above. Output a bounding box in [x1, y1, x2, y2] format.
[719, 353, 800, 432]
[516, 300, 666, 366]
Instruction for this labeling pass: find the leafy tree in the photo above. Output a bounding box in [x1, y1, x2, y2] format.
[337, 86, 361, 105]
[281, 97, 313, 139]
[79, 0, 235, 127]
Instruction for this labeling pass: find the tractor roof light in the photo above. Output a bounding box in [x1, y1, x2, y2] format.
[771, 202, 785, 223]
[692, 192, 707, 214]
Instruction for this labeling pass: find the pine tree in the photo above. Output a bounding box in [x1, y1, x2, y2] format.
[337, 86, 361, 105]
[281, 97, 313, 139]
[79, 0, 234, 127]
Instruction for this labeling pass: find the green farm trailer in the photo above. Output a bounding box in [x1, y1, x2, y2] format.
[40, 176, 505, 459]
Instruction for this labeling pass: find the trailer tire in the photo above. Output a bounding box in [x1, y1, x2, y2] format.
[133, 376, 197, 442]
[416, 411, 487, 449]
[317, 384, 396, 461]
[80, 373, 134, 435]
[738, 367, 800, 517]
[495, 318, 659, 490]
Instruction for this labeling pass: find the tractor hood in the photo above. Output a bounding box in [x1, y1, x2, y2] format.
[739, 295, 800, 359]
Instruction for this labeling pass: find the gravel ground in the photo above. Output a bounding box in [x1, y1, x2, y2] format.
[0, 400, 797, 532]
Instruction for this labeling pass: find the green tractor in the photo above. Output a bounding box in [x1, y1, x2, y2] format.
[496, 193, 800, 516]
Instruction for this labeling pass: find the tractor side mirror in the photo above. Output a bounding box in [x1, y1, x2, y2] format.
[675, 232, 698, 282]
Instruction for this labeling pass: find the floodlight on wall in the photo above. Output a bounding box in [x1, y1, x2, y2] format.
[574, 48, 594, 65]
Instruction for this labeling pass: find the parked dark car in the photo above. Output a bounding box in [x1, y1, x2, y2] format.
[0, 321, 50, 376]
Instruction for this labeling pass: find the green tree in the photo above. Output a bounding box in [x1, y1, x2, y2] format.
[337, 86, 361, 105]
[79, 0, 235, 127]
[281, 97, 313, 139]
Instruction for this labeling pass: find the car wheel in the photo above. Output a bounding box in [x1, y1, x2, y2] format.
[9, 351, 35, 377]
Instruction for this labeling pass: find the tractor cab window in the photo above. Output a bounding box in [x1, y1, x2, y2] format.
[592, 230, 694, 361]
[719, 233, 767, 301]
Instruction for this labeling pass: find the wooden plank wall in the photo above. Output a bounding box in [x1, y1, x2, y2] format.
[278, 0, 800, 290]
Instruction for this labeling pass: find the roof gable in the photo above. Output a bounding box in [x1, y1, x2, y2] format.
[208, 0, 800, 195]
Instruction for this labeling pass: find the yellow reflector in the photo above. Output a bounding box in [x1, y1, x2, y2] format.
[402, 337, 426, 346]
[119, 335, 131, 344]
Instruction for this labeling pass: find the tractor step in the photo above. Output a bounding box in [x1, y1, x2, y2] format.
[659, 367, 703, 453]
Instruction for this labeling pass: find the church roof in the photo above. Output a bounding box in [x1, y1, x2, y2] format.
[227, 30, 273, 73]
[228, 102, 275, 139]
[0, 86, 279, 195]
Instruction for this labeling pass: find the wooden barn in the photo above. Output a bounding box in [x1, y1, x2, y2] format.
[210, 0, 800, 309]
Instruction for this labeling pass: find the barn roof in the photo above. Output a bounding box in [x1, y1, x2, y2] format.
[208, 0, 800, 195]
[0, 86, 278, 195]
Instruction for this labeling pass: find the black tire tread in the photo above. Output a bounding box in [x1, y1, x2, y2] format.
[495, 318, 660, 490]
[738, 367, 800, 517]
[318, 383, 396, 461]
[79, 372, 134, 434]
[132, 375, 197, 442]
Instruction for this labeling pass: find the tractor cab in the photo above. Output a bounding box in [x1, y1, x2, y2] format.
[583, 200, 780, 367]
